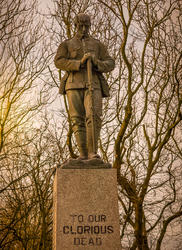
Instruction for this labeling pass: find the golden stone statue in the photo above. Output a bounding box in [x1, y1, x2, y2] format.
[54, 13, 115, 161]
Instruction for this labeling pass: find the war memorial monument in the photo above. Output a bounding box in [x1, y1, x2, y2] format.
[53, 13, 121, 250]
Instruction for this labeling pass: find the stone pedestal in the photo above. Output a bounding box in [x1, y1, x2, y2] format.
[53, 168, 121, 250]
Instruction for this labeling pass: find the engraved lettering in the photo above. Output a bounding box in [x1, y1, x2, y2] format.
[77, 226, 83, 234]
[74, 238, 80, 245]
[83, 225, 90, 234]
[78, 214, 84, 222]
[70, 226, 76, 234]
[88, 237, 94, 245]
[101, 214, 106, 222]
[96, 237, 102, 245]
[70, 214, 77, 223]
[107, 225, 114, 233]
[81, 237, 87, 245]
[63, 226, 69, 234]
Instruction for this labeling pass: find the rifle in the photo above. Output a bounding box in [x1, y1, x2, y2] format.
[87, 58, 96, 154]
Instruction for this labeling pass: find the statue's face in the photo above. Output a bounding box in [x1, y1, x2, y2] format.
[76, 22, 90, 38]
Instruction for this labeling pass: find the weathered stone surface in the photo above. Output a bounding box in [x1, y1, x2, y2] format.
[53, 168, 121, 250]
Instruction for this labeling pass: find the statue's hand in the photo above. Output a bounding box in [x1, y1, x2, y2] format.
[80, 53, 92, 65]
[80, 53, 98, 67]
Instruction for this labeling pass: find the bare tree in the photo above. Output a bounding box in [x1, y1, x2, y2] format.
[0, 0, 49, 154]
[95, 0, 182, 249]
[0, 1, 54, 247]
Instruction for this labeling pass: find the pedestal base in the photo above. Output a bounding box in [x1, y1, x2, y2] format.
[53, 167, 121, 250]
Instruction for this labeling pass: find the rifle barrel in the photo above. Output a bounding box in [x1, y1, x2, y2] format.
[87, 58, 96, 154]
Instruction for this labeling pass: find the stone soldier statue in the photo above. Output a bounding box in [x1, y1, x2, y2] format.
[54, 13, 115, 160]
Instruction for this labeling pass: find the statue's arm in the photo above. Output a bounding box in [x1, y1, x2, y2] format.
[54, 41, 81, 71]
[96, 43, 115, 73]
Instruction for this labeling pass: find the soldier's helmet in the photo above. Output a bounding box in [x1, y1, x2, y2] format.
[74, 13, 91, 27]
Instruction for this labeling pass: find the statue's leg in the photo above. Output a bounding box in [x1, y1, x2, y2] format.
[66, 90, 88, 159]
[84, 89, 102, 159]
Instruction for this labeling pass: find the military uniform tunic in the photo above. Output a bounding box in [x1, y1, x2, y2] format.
[54, 34, 115, 93]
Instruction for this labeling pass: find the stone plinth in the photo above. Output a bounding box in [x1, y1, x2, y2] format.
[53, 167, 121, 250]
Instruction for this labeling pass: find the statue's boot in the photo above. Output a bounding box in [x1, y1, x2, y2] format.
[87, 127, 101, 159]
[75, 131, 88, 160]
